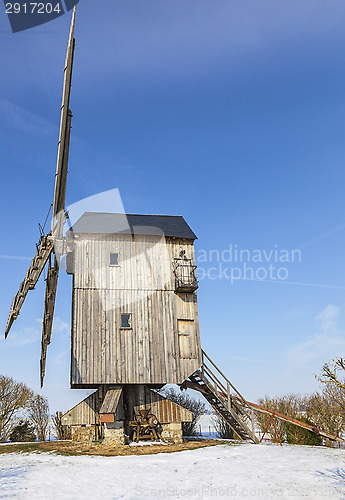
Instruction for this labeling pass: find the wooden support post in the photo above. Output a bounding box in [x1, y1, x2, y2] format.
[251, 409, 255, 436]
[227, 381, 231, 411]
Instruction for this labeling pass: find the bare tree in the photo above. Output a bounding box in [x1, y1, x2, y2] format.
[0, 375, 33, 442]
[304, 392, 344, 445]
[159, 387, 207, 436]
[318, 358, 345, 390]
[322, 380, 345, 415]
[27, 394, 49, 442]
[312, 357, 345, 445]
[213, 414, 234, 439]
[52, 411, 71, 440]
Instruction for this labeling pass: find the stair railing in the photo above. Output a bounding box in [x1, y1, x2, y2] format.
[201, 350, 254, 418]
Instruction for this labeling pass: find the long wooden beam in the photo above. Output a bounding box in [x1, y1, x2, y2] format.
[234, 397, 343, 443]
[52, 6, 76, 222]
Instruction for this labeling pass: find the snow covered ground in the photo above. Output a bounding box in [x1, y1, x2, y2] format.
[0, 443, 344, 499]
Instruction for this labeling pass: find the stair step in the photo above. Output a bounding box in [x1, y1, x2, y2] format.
[189, 371, 256, 443]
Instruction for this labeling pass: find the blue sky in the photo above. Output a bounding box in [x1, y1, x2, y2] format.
[1, 0, 345, 413]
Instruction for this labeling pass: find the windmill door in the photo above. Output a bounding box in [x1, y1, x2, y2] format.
[178, 319, 195, 359]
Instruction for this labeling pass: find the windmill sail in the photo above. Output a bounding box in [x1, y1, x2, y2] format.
[5, 6, 77, 385]
[40, 254, 59, 387]
[5, 234, 53, 338]
[52, 5, 76, 226]
[39, 6, 76, 385]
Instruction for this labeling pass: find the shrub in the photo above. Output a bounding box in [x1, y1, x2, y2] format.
[9, 420, 36, 442]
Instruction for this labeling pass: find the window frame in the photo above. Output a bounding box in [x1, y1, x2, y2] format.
[109, 252, 120, 267]
[120, 313, 132, 330]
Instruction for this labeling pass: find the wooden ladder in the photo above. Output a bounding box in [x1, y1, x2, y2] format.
[183, 350, 259, 443]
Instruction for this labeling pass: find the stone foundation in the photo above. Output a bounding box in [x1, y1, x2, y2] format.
[71, 421, 183, 445]
[102, 422, 125, 446]
[71, 423, 125, 445]
[161, 422, 183, 444]
[71, 426, 96, 443]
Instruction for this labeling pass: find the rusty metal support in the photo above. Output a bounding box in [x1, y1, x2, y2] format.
[260, 415, 282, 446]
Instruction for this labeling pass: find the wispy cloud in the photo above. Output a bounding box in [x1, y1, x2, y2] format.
[0, 324, 41, 347]
[52, 317, 69, 336]
[316, 304, 340, 334]
[299, 222, 345, 250]
[0, 316, 69, 346]
[0, 255, 31, 261]
[0, 98, 57, 137]
[77, 0, 345, 83]
[286, 304, 345, 368]
[226, 355, 277, 365]
[54, 350, 69, 366]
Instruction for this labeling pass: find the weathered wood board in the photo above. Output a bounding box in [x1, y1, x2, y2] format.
[68, 223, 202, 387]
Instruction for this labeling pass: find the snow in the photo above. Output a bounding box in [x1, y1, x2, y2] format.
[0, 443, 344, 499]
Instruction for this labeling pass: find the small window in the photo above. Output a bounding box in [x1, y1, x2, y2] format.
[120, 313, 131, 329]
[110, 253, 119, 266]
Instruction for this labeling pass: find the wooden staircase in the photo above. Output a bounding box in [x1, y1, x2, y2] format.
[182, 350, 259, 443]
[182, 350, 343, 445]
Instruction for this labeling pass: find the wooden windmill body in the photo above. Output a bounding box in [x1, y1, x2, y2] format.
[67, 212, 202, 388]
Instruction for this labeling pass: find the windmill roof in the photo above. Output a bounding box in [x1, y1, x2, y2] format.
[68, 212, 197, 240]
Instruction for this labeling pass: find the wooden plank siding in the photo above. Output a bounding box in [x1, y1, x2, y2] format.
[62, 387, 193, 425]
[69, 234, 202, 387]
[99, 388, 123, 414]
[134, 398, 193, 423]
[62, 391, 100, 426]
[123, 386, 194, 423]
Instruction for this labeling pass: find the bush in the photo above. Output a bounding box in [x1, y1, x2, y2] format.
[9, 420, 36, 442]
[285, 416, 322, 446]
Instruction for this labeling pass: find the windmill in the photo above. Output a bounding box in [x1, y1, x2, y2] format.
[5, 6, 76, 388]
[5, 7, 340, 447]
